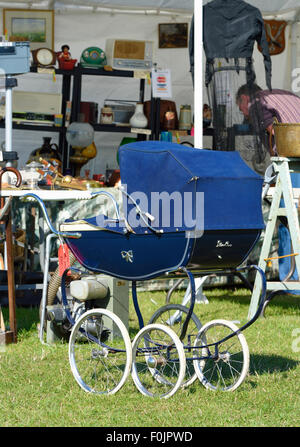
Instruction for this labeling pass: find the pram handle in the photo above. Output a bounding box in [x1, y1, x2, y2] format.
[22, 193, 81, 239]
[90, 190, 121, 220]
[22, 190, 122, 238]
[120, 187, 162, 234]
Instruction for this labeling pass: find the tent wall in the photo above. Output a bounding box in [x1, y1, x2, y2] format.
[0, 6, 299, 173]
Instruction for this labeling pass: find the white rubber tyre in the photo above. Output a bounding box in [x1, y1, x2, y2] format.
[193, 319, 250, 391]
[69, 308, 132, 395]
[131, 323, 186, 398]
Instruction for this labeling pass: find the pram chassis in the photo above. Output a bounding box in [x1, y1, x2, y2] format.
[25, 186, 267, 398]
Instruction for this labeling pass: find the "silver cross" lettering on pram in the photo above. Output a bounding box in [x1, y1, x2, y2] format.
[216, 240, 233, 248]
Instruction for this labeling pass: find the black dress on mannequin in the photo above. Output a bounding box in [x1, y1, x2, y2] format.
[189, 0, 272, 173]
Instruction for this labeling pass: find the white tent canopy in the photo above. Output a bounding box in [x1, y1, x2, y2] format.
[0, 1, 300, 17]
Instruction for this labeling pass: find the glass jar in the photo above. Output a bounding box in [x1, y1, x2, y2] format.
[179, 105, 192, 130]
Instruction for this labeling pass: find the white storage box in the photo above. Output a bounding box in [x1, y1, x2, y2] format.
[0, 41, 30, 75]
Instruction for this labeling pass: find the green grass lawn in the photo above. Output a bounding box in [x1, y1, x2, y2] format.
[0, 287, 299, 427]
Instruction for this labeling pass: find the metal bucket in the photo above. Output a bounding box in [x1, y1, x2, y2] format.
[273, 119, 300, 157]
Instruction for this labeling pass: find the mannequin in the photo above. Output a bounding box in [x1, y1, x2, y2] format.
[202, 0, 271, 89]
[189, 0, 272, 173]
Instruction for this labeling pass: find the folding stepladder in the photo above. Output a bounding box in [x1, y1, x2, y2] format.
[248, 156, 300, 319]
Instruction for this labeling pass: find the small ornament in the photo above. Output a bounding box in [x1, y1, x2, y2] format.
[129, 103, 148, 128]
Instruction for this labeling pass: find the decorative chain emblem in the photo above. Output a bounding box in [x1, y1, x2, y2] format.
[121, 250, 134, 263]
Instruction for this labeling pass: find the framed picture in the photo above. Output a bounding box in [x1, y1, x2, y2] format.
[3, 9, 54, 50]
[158, 23, 188, 49]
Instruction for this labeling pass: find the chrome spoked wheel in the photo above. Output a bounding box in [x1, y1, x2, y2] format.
[149, 304, 202, 388]
[193, 319, 250, 391]
[69, 309, 132, 395]
[131, 323, 186, 398]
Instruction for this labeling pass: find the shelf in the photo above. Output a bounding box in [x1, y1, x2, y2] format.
[30, 65, 135, 78]
[74, 64, 135, 78]
[0, 121, 64, 133]
[0, 120, 151, 135]
[93, 123, 131, 133]
[93, 124, 151, 134]
[25, 63, 150, 173]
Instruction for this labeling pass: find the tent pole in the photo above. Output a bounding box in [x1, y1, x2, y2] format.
[194, 0, 203, 149]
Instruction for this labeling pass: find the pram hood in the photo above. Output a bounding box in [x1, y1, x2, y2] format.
[63, 141, 264, 278]
[118, 141, 264, 234]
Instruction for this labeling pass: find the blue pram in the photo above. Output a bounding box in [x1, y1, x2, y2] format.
[28, 141, 267, 398]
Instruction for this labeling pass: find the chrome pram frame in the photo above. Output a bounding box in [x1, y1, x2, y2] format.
[24, 186, 267, 399]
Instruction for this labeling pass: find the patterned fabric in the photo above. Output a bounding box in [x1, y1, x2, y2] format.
[253, 89, 300, 128]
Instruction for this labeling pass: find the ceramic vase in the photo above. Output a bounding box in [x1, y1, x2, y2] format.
[129, 103, 148, 128]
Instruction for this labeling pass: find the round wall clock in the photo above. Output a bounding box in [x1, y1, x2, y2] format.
[31, 48, 57, 67]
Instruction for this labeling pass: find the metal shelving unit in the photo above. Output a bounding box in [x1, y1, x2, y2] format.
[0, 64, 153, 174]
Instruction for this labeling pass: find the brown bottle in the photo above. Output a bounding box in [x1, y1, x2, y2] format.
[29, 137, 61, 163]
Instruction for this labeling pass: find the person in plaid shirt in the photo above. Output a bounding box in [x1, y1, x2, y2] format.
[236, 83, 300, 155]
